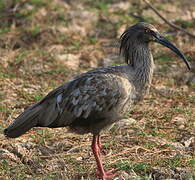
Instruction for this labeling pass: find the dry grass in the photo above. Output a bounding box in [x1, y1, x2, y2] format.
[0, 0, 195, 179]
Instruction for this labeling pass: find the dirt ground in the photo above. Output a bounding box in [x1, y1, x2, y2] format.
[0, 0, 194, 179]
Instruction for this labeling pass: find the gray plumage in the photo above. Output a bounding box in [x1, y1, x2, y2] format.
[4, 22, 191, 180]
[5, 65, 136, 137]
[4, 22, 190, 139]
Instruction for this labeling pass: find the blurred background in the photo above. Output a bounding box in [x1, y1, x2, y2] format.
[0, 0, 194, 179]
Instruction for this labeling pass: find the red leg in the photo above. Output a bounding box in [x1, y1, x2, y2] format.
[91, 135, 118, 180]
[97, 135, 102, 149]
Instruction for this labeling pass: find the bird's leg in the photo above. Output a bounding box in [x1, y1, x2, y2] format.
[97, 135, 102, 156]
[97, 135, 102, 150]
[92, 135, 118, 180]
[92, 135, 104, 175]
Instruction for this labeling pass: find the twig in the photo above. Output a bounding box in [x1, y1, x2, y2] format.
[142, 0, 195, 39]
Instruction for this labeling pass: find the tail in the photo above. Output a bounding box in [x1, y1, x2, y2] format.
[4, 86, 67, 138]
[4, 103, 42, 138]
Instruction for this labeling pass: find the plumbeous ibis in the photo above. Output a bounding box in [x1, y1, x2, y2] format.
[4, 22, 190, 180]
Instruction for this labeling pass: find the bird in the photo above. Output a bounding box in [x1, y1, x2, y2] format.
[4, 22, 191, 180]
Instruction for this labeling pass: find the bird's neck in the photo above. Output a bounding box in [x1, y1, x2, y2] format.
[130, 44, 154, 96]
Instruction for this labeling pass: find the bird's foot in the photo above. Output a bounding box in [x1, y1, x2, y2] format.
[96, 169, 118, 180]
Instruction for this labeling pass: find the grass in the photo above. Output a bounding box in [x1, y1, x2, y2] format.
[0, 27, 10, 34]
[188, 160, 195, 168]
[86, 37, 97, 44]
[89, 0, 113, 10]
[174, 19, 195, 28]
[29, 0, 48, 7]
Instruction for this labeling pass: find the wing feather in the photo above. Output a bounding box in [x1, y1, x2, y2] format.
[36, 66, 134, 128]
[57, 72, 132, 121]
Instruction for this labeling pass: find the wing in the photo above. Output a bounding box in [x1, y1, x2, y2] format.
[36, 67, 134, 127]
[58, 71, 133, 120]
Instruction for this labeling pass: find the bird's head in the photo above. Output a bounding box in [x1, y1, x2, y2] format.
[120, 22, 191, 70]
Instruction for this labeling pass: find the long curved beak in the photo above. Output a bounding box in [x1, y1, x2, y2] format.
[154, 33, 191, 70]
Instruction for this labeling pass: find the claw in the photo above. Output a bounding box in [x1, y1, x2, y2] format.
[96, 169, 119, 180]
[92, 135, 120, 180]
